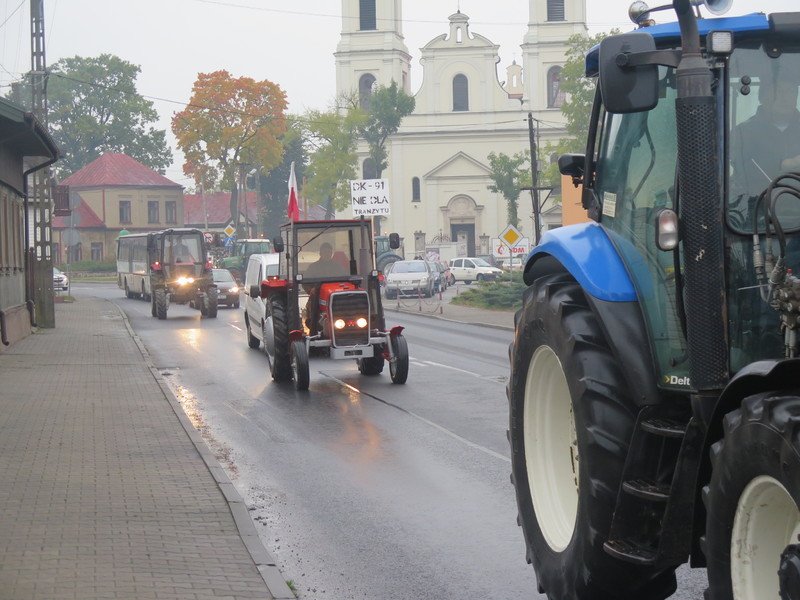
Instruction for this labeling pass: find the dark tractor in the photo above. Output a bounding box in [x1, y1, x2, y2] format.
[147, 228, 218, 320]
[257, 219, 409, 391]
[375, 234, 404, 273]
[508, 2, 800, 599]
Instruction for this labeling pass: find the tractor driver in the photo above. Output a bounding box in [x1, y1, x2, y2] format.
[731, 76, 800, 200]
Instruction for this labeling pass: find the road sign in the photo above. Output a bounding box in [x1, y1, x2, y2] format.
[203, 232, 214, 244]
[223, 236, 234, 248]
[492, 237, 531, 258]
[223, 223, 236, 238]
[499, 224, 523, 249]
[350, 179, 391, 217]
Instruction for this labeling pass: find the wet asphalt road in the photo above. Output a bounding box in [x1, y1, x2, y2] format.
[73, 283, 707, 600]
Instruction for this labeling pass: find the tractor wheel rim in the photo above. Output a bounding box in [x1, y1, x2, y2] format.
[523, 344, 579, 552]
[731, 475, 800, 600]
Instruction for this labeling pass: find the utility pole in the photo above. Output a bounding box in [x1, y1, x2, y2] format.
[29, 0, 55, 327]
[527, 112, 542, 245]
[200, 180, 208, 231]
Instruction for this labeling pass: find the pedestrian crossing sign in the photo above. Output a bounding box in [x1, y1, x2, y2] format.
[500, 224, 523, 248]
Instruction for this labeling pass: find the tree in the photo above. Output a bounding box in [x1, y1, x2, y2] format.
[540, 30, 618, 187]
[487, 151, 531, 228]
[7, 54, 172, 177]
[172, 70, 288, 231]
[303, 100, 367, 215]
[360, 81, 415, 178]
[257, 118, 307, 238]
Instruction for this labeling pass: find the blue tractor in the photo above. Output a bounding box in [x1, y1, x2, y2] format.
[508, 1, 800, 599]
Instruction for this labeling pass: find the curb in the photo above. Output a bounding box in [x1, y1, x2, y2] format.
[384, 305, 514, 332]
[112, 300, 294, 600]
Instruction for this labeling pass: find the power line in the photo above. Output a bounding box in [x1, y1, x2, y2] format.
[0, 0, 24, 31]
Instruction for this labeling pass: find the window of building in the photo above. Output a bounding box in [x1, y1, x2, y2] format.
[547, 66, 566, 108]
[412, 177, 421, 202]
[363, 158, 378, 180]
[91, 242, 103, 262]
[165, 200, 177, 224]
[453, 74, 469, 111]
[547, 0, 565, 21]
[148, 200, 159, 224]
[67, 243, 82, 263]
[359, 0, 376, 30]
[359, 73, 377, 110]
[119, 200, 131, 224]
[52, 242, 60, 265]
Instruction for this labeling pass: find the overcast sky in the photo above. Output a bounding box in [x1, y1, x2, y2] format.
[0, 0, 795, 184]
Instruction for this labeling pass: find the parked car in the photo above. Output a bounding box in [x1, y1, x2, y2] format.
[449, 257, 503, 284]
[212, 268, 240, 308]
[438, 262, 452, 289]
[242, 253, 280, 350]
[426, 261, 450, 293]
[385, 260, 435, 299]
[53, 267, 69, 291]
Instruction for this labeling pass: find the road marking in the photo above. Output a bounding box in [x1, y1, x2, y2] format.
[408, 357, 429, 368]
[228, 323, 243, 332]
[417, 359, 505, 384]
[321, 373, 510, 464]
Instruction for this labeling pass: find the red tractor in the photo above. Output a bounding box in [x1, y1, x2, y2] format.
[254, 218, 409, 391]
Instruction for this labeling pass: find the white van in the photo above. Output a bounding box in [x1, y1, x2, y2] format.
[449, 257, 503, 283]
[243, 253, 280, 350]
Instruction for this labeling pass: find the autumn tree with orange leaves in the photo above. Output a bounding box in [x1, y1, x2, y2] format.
[172, 70, 287, 232]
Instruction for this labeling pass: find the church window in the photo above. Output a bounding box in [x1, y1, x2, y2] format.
[360, 0, 377, 30]
[547, 0, 565, 21]
[547, 66, 566, 108]
[453, 74, 469, 112]
[359, 73, 377, 110]
[456, 27, 463, 43]
[363, 158, 378, 180]
[412, 177, 421, 202]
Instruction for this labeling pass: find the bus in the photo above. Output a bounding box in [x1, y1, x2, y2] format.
[117, 233, 151, 299]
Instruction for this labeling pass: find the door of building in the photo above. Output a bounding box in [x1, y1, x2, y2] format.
[451, 223, 475, 256]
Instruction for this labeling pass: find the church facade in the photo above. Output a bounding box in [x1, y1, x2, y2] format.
[334, 0, 587, 257]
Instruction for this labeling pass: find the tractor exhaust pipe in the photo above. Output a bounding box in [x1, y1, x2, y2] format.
[673, 0, 728, 391]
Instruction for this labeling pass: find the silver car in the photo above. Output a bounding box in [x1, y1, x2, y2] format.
[53, 267, 69, 291]
[384, 260, 434, 299]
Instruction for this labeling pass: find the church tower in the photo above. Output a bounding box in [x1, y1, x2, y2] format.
[522, 0, 587, 113]
[335, 0, 412, 107]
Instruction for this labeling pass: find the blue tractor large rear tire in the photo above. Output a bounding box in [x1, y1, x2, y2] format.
[508, 273, 677, 599]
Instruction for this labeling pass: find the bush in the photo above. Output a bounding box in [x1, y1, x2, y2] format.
[451, 276, 527, 310]
[63, 259, 116, 272]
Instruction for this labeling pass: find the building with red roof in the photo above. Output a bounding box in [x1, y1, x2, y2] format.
[52, 153, 183, 263]
[183, 191, 260, 238]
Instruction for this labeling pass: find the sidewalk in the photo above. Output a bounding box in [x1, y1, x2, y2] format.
[0, 298, 290, 600]
[384, 286, 515, 331]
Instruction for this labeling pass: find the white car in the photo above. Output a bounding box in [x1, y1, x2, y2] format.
[384, 260, 435, 298]
[448, 257, 503, 283]
[53, 267, 69, 291]
[243, 253, 280, 350]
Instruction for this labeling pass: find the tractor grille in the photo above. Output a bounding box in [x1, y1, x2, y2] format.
[330, 291, 370, 347]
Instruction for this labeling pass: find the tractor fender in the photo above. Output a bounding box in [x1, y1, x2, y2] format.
[524, 223, 637, 302]
[523, 224, 660, 406]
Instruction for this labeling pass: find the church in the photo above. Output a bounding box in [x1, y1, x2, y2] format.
[334, 0, 587, 257]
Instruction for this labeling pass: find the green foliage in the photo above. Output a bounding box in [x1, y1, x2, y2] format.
[258, 118, 307, 238]
[303, 99, 367, 213]
[63, 259, 116, 272]
[450, 274, 527, 310]
[7, 54, 172, 177]
[540, 30, 619, 189]
[360, 81, 415, 177]
[487, 151, 532, 228]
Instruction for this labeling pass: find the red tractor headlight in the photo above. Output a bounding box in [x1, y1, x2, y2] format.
[356, 318, 368, 329]
[334, 319, 346, 330]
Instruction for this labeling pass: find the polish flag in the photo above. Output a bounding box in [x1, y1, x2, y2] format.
[287, 161, 300, 222]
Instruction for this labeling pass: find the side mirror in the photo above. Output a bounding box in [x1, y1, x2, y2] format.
[249, 284, 260, 298]
[558, 154, 585, 184]
[273, 237, 284, 253]
[599, 32, 658, 114]
[388, 233, 400, 250]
